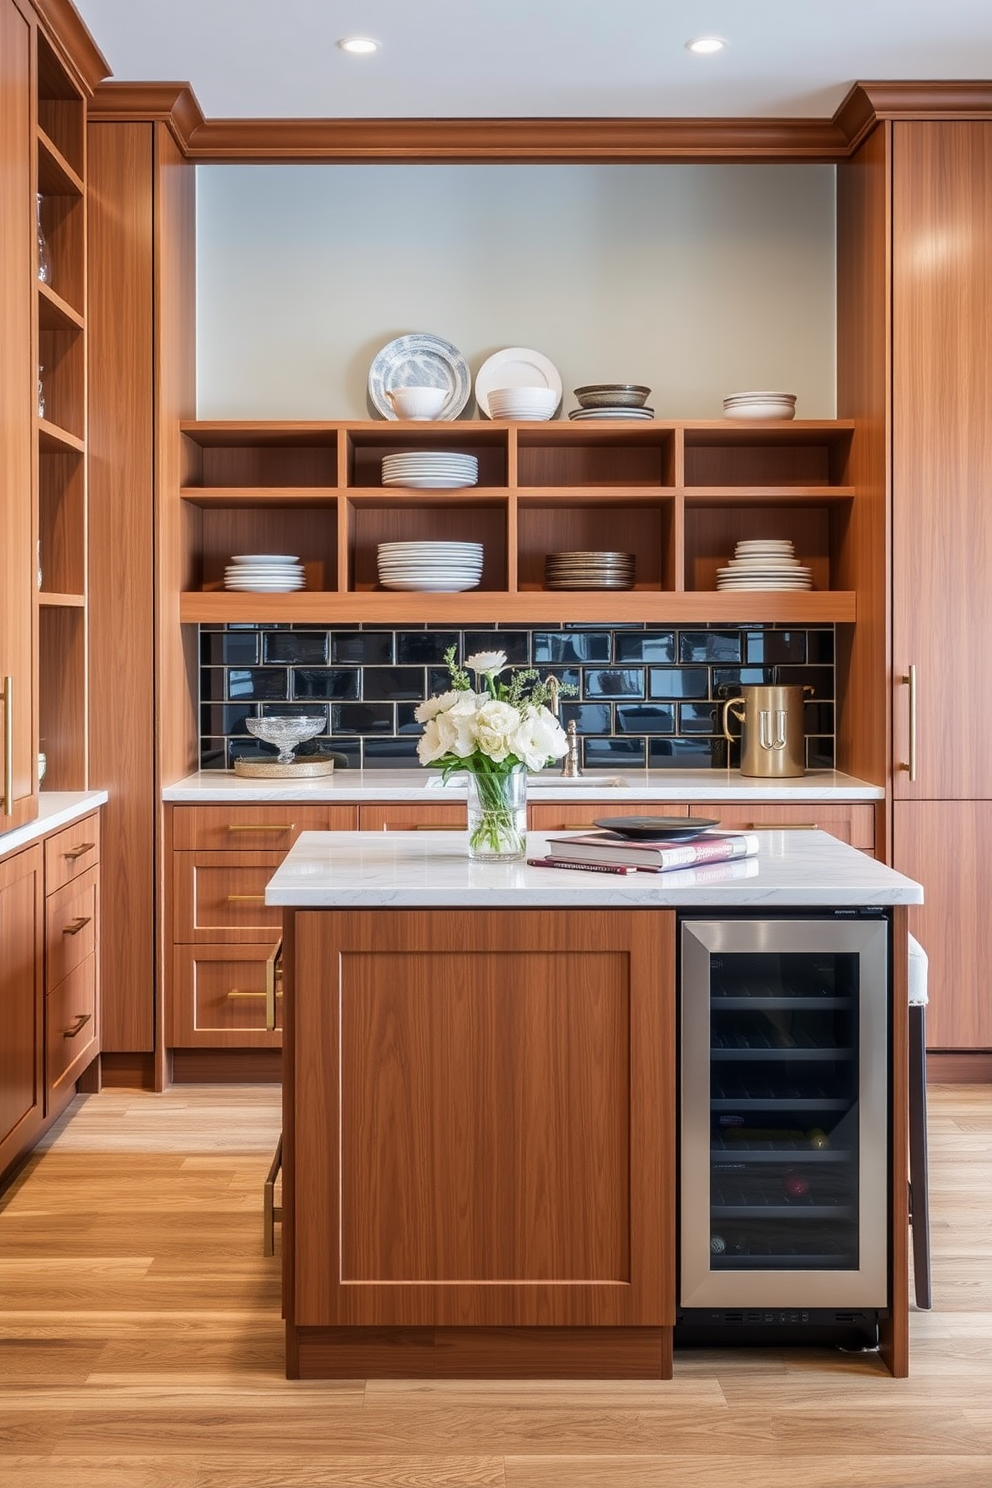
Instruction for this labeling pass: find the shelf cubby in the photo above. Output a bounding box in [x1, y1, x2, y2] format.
[38, 447, 85, 596]
[347, 424, 507, 488]
[37, 34, 84, 179]
[516, 424, 677, 488]
[194, 503, 339, 594]
[516, 493, 676, 593]
[38, 605, 86, 791]
[347, 495, 508, 593]
[36, 188, 85, 316]
[180, 425, 340, 489]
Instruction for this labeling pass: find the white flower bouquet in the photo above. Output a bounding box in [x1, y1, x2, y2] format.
[415, 647, 571, 858]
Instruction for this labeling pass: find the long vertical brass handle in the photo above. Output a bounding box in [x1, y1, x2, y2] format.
[1, 676, 12, 815]
[265, 940, 283, 1032]
[903, 665, 917, 782]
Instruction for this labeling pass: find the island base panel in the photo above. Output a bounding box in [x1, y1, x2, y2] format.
[290, 1325, 673, 1380]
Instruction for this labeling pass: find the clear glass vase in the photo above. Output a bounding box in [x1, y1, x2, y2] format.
[36, 194, 52, 284]
[465, 765, 527, 862]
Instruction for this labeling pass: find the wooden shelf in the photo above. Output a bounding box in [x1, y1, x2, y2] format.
[37, 280, 84, 333]
[37, 128, 84, 198]
[37, 592, 85, 608]
[682, 485, 854, 503]
[181, 486, 336, 507]
[38, 418, 85, 454]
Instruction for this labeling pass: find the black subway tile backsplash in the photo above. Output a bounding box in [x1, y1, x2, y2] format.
[197, 623, 837, 772]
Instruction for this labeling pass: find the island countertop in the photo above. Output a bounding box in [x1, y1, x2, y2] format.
[265, 828, 922, 908]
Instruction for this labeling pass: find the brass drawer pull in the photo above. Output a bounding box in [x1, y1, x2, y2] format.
[62, 915, 92, 935]
[902, 664, 918, 782]
[63, 1012, 92, 1039]
[266, 940, 283, 1032]
[228, 989, 284, 999]
[226, 823, 295, 833]
[746, 822, 818, 831]
[63, 842, 95, 861]
[226, 893, 267, 902]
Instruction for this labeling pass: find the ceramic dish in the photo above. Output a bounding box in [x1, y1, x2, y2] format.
[368, 334, 471, 421]
[573, 384, 651, 409]
[591, 816, 720, 839]
[474, 347, 562, 418]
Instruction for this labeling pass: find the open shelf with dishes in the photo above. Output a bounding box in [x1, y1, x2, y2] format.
[176, 419, 857, 624]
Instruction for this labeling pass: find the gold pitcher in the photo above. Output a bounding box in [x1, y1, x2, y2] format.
[721, 684, 811, 778]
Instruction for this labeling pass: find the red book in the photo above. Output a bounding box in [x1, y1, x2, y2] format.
[542, 829, 760, 871]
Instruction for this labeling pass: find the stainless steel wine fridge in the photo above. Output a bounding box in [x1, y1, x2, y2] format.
[678, 911, 890, 1344]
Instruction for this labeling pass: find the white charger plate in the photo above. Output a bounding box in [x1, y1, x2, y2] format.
[475, 347, 562, 419]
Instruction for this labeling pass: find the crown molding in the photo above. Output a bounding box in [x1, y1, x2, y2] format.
[33, 0, 109, 94]
[89, 82, 206, 152]
[836, 80, 992, 151]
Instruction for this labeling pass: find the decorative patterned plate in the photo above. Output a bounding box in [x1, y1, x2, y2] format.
[368, 334, 471, 421]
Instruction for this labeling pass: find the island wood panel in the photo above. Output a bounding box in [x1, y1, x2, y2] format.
[891, 121, 992, 802]
[893, 800, 992, 1050]
[289, 908, 673, 1336]
[0, 845, 44, 1178]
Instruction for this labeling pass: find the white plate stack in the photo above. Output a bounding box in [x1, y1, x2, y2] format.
[381, 452, 479, 489]
[224, 554, 306, 592]
[723, 391, 797, 421]
[377, 541, 484, 592]
[716, 540, 813, 591]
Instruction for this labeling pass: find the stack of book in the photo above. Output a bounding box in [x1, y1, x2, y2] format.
[529, 829, 760, 876]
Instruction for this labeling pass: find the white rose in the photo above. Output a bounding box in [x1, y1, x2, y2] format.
[415, 688, 463, 723]
[509, 704, 568, 772]
[465, 650, 508, 678]
[474, 699, 521, 762]
[434, 691, 479, 758]
[416, 716, 447, 765]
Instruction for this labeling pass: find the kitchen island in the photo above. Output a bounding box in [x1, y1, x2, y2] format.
[267, 830, 921, 1381]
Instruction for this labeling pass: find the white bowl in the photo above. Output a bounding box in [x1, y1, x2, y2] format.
[384, 386, 448, 420]
[724, 401, 797, 421]
[488, 386, 558, 419]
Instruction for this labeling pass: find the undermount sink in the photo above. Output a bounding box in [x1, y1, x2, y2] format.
[527, 775, 628, 787]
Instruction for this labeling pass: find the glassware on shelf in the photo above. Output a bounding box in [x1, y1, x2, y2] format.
[37, 366, 45, 420]
[36, 194, 52, 284]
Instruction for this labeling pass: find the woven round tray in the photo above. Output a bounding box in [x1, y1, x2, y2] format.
[233, 758, 336, 778]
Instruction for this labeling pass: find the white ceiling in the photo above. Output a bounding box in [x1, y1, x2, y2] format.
[74, 0, 992, 120]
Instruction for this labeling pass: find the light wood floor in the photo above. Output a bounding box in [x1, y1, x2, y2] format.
[2, 1082, 990, 1487]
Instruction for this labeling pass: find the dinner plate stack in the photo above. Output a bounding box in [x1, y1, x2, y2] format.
[723, 391, 797, 421]
[381, 451, 479, 489]
[224, 554, 305, 592]
[568, 383, 654, 421]
[716, 539, 812, 591]
[544, 550, 636, 590]
[377, 541, 484, 592]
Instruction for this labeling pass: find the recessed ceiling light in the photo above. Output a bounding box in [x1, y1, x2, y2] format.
[337, 36, 380, 56]
[685, 36, 728, 56]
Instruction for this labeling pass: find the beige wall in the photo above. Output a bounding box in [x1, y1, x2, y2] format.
[195, 163, 836, 420]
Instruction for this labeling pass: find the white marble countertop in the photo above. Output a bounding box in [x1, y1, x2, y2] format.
[165, 767, 883, 804]
[0, 790, 108, 859]
[266, 829, 922, 908]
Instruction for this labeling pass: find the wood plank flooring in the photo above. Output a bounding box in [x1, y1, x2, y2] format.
[2, 1083, 990, 1487]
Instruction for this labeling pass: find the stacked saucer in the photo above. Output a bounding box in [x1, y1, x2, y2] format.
[569, 383, 654, 421]
[381, 451, 479, 489]
[716, 540, 812, 591]
[544, 550, 636, 590]
[377, 541, 484, 592]
[224, 554, 305, 592]
[723, 391, 797, 421]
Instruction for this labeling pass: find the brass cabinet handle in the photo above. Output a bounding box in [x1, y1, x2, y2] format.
[385, 823, 461, 830]
[902, 665, 918, 782]
[226, 823, 295, 833]
[63, 842, 95, 861]
[62, 915, 92, 935]
[1, 675, 12, 816]
[226, 893, 267, 902]
[227, 989, 284, 998]
[63, 1012, 92, 1038]
[266, 940, 283, 1032]
[746, 822, 818, 831]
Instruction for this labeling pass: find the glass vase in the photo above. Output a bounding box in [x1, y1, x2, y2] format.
[465, 765, 527, 862]
[36, 194, 52, 284]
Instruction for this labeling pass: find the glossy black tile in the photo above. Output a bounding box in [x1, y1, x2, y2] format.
[201, 631, 260, 667]
[648, 667, 709, 699]
[649, 737, 720, 769]
[201, 704, 255, 737]
[775, 665, 835, 700]
[259, 703, 329, 729]
[397, 704, 424, 734]
[262, 631, 329, 665]
[616, 702, 675, 734]
[678, 702, 721, 735]
[396, 631, 460, 664]
[362, 738, 421, 766]
[323, 739, 361, 769]
[744, 630, 807, 665]
[803, 702, 835, 735]
[561, 703, 612, 734]
[679, 631, 742, 663]
[806, 629, 835, 664]
[292, 669, 360, 701]
[331, 631, 394, 665]
[615, 631, 676, 663]
[712, 667, 773, 694]
[202, 668, 229, 702]
[583, 736, 645, 769]
[806, 737, 836, 769]
[362, 667, 427, 702]
[533, 631, 611, 664]
[331, 703, 394, 734]
[463, 631, 530, 664]
[199, 739, 227, 770]
[226, 667, 288, 701]
[584, 668, 645, 699]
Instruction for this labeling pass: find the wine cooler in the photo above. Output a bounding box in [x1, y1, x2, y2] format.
[678, 911, 890, 1336]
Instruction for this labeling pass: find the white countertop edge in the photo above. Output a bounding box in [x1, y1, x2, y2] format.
[0, 790, 108, 858]
[164, 767, 884, 804]
[265, 829, 923, 908]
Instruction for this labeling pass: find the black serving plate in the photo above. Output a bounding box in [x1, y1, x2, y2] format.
[592, 815, 720, 840]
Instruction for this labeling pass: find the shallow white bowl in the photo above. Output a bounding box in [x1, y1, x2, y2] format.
[488, 387, 558, 419]
[724, 401, 797, 421]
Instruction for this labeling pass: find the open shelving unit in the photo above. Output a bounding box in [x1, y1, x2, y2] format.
[35, 32, 87, 792]
[176, 419, 857, 625]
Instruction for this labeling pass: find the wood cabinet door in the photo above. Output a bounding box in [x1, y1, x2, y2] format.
[893, 800, 992, 1050]
[693, 801, 876, 851]
[357, 802, 466, 831]
[0, 0, 38, 831]
[290, 908, 674, 1330]
[0, 845, 44, 1175]
[892, 122, 992, 801]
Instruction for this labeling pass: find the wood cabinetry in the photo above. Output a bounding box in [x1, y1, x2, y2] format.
[0, 845, 45, 1175]
[286, 906, 674, 1378]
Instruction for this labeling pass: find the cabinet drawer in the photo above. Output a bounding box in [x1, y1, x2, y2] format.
[358, 803, 467, 831]
[46, 867, 98, 991]
[694, 801, 876, 850]
[44, 813, 101, 893]
[171, 944, 283, 1047]
[174, 852, 284, 943]
[47, 955, 98, 1094]
[528, 802, 688, 832]
[171, 804, 356, 851]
